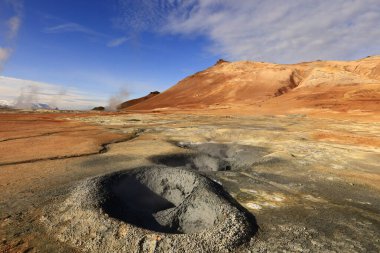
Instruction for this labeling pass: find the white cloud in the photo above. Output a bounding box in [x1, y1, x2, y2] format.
[161, 0, 380, 63]
[116, 0, 380, 63]
[0, 76, 107, 110]
[107, 36, 129, 47]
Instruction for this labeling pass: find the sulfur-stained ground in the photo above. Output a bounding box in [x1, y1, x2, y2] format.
[0, 111, 379, 252]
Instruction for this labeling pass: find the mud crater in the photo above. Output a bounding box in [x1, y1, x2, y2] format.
[151, 142, 277, 171]
[42, 167, 256, 252]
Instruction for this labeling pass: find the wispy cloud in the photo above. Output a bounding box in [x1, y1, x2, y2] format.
[114, 0, 181, 32]
[115, 0, 380, 63]
[107, 36, 129, 47]
[44, 22, 107, 38]
[0, 76, 107, 110]
[43, 19, 131, 48]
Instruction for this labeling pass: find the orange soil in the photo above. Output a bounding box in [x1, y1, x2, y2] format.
[312, 131, 380, 147]
[0, 113, 125, 165]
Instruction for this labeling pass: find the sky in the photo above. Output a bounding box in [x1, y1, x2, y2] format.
[0, 0, 379, 109]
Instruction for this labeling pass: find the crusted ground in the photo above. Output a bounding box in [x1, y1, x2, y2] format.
[0, 111, 379, 252]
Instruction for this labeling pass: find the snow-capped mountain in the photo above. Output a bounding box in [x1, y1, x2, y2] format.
[0, 100, 13, 108]
[0, 100, 59, 110]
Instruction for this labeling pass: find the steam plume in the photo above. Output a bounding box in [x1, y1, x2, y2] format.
[14, 85, 39, 109]
[107, 88, 129, 111]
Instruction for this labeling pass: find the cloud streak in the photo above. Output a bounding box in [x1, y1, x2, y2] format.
[43, 19, 131, 48]
[107, 36, 129, 47]
[44, 22, 107, 38]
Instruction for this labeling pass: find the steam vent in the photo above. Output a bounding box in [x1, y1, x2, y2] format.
[42, 167, 256, 252]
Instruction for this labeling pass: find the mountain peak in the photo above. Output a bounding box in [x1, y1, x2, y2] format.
[215, 59, 230, 65]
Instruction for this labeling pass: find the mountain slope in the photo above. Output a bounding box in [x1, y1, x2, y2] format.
[125, 56, 380, 115]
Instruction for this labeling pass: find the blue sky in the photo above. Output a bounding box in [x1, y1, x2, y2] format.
[0, 0, 379, 109]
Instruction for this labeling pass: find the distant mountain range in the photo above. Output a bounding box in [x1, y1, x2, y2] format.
[0, 100, 58, 110]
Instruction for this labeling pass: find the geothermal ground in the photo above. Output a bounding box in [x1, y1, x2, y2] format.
[0, 111, 380, 252]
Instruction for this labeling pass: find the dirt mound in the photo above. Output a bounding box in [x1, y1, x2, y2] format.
[92, 106, 105, 111]
[118, 91, 160, 110]
[125, 56, 380, 116]
[42, 167, 256, 252]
